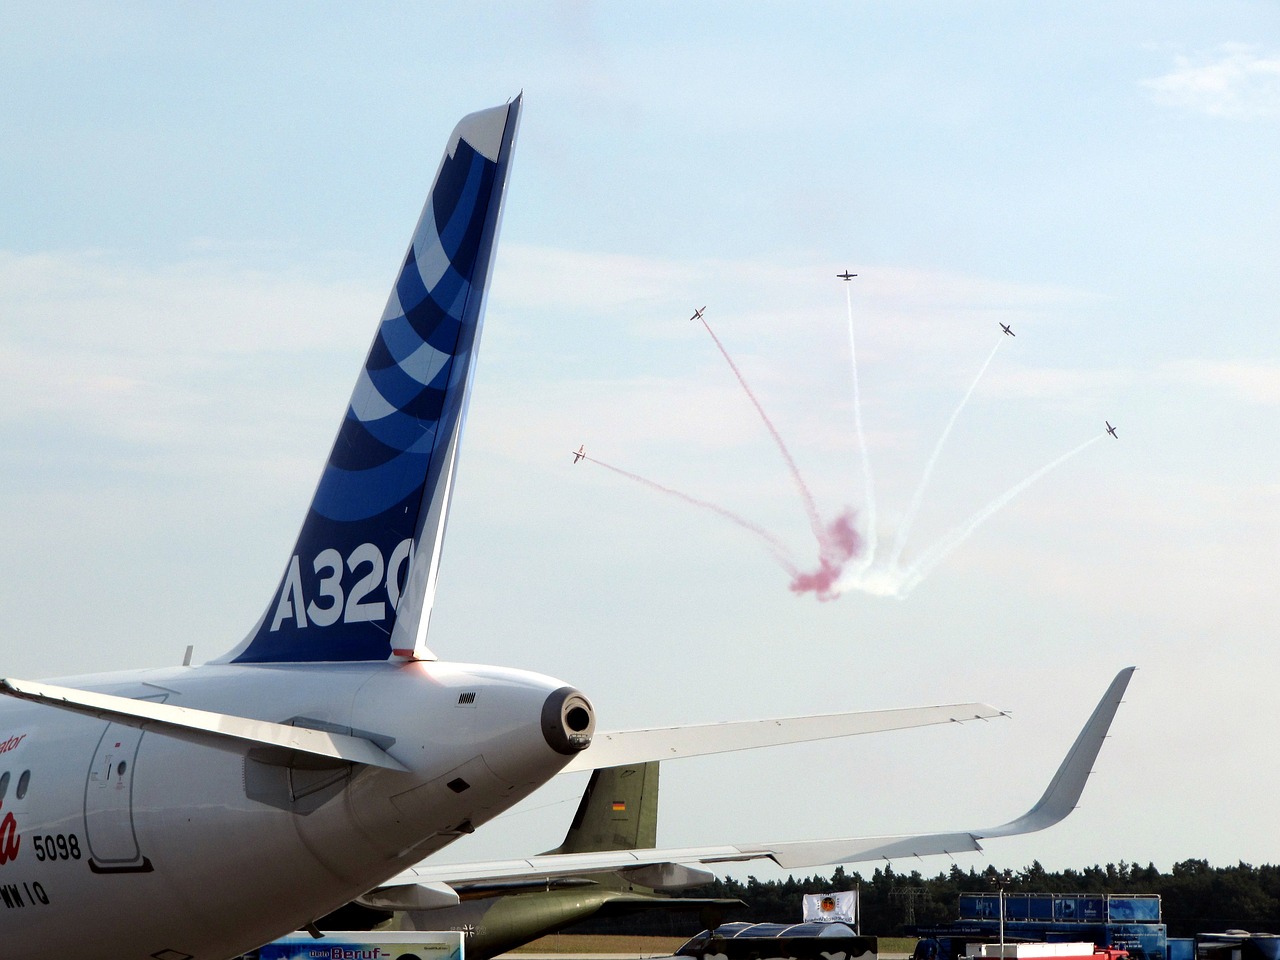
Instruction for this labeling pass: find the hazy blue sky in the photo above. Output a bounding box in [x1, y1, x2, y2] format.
[2, 3, 1278, 882]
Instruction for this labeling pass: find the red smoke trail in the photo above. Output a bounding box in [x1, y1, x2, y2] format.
[701, 320, 829, 537]
[584, 455, 799, 574]
[697, 316, 827, 542]
[696, 314, 863, 600]
[789, 509, 861, 602]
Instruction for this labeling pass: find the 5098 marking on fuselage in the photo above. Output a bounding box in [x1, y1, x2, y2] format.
[269, 539, 413, 632]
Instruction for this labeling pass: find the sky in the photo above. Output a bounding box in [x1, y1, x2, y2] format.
[1, 3, 1279, 887]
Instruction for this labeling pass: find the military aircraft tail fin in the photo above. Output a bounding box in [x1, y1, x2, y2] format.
[549, 761, 659, 856]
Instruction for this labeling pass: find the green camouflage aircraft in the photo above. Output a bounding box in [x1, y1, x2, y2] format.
[346, 762, 741, 958]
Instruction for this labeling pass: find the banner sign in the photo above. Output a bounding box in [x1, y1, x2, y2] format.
[803, 890, 859, 925]
[255, 931, 464, 960]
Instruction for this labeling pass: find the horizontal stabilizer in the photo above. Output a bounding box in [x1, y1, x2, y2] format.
[560, 702, 1003, 773]
[371, 668, 1131, 891]
[0, 677, 407, 771]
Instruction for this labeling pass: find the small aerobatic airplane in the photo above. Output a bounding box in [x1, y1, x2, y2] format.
[572, 444, 586, 464]
[837, 270, 856, 281]
[0, 99, 1015, 960]
[1000, 323, 1015, 336]
[689, 305, 706, 321]
[1107, 421, 1118, 438]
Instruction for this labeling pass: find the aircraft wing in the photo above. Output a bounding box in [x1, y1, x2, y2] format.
[0, 677, 408, 771]
[362, 833, 979, 904]
[366, 668, 1132, 903]
[561, 702, 1004, 773]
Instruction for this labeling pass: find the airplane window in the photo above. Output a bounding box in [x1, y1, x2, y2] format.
[15, 770, 29, 800]
[117, 760, 127, 777]
[0, 771, 7, 799]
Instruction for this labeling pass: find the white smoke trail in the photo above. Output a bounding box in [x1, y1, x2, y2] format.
[845, 283, 878, 576]
[886, 335, 1004, 569]
[837, 563, 909, 598]
[895, 433, 1104, 594]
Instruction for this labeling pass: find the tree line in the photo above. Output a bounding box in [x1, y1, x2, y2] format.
[578, 860, 1280, 939]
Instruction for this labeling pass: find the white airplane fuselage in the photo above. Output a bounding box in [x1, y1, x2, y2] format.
[0, 660, 587, 960]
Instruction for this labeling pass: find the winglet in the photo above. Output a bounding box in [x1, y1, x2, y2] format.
[755, 667, 1136, 868]
[978, 666, 1134, 839]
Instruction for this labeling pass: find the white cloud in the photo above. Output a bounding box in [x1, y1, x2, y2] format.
[0, 248, 377, 481]
[0, 249, 378, 355]
[494, 244, 706, 313]
[1142, 44, 1280, 119]
[1161, 358, 1280, 405]
[976, 358, 1280, 407]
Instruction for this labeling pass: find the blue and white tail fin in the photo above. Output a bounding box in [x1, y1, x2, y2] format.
[220, 97, 521, 664]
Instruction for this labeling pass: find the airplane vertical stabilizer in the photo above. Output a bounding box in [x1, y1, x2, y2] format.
[549, 762, 660, 857]
[220, 97, 521, 664]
